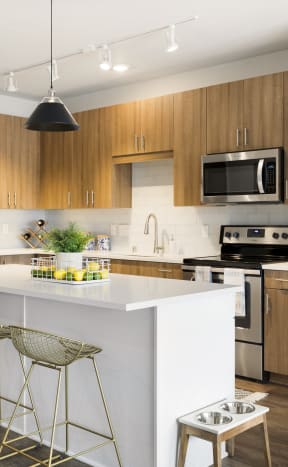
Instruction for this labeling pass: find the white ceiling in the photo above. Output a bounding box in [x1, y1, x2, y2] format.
[1, 0, 288, 99]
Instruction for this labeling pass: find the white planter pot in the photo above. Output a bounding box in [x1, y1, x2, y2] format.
[55, 252, 83, 270]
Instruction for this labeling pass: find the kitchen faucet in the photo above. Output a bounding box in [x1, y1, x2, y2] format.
[144, 213, 164, 255]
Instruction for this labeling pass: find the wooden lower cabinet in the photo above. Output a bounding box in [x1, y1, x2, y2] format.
[264, 270, 288, 375]
[110, 260, 183, 279]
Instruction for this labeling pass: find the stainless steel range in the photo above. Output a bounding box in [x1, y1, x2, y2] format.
[182, 225, 288, 381]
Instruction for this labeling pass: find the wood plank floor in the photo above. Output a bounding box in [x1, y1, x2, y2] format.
[220, 379, 288, 467]
[0, 379, 288, 466]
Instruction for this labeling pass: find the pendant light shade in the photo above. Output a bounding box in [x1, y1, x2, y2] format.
[25, 0, 79, 132]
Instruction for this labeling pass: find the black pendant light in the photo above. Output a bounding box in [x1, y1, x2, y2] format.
[25, 0, 79, 132]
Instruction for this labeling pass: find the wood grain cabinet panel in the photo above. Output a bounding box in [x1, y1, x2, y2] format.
[207, 73, 283, 154]
[40, 132, 73, 209]
[174, 88, 206, 206]
[264, 270, 288, 375]
[111, 95, 173, 157]
[283, 71, 288, 204]
[0, 115, 39, 209]
[110, 259, 182, 279]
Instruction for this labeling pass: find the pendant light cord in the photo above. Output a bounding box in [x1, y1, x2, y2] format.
[50, 0, 53, 91]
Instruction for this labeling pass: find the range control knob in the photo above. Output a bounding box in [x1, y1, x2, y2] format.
[272, 232, 279, 240]
[282, 233, 288, 240]
[225, 231, 231, 239]
[233, 232, 240, 239]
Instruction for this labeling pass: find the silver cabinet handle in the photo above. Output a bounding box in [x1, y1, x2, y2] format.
[286, 180, 288, 200]
[91, 190, 94, 207]
[134, 134, 139, 152]
[14, 192, 16, 208]
[158, 269, 172, 273]
[8, 192, 11, 208]
[86, 190, 89, 207]
[265, 293, 270, 314]
[67, 191, 71, 208]
[244, 127, 248, 146]
[141, 135, 145, 152]
[236, 128, 240, 147]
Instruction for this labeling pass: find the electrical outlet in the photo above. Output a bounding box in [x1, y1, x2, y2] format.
[2, 224, 8, 234]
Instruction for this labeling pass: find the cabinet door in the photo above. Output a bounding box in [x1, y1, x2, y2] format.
[40, 132, 73, 209]
[111, 102, 140, 156]
[174, 89, 206, 206]
[243, 73, 283, 149]
[10, 117, 40, 209]
[0, 115, 9, 207]
[265, 287, 288, 375]
[140, 95, 173, 153]
[207, 81, 243, 154]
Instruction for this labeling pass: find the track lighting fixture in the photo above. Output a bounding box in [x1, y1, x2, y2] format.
[5, 72, 18, 92]
[113, 64, 129, 72]
[25, 0, 79, 132]
[99, 45, 112, 71]
[166, 24, 179, 53]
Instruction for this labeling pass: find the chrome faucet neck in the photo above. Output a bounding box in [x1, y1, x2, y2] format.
[144, 213, 160, 254]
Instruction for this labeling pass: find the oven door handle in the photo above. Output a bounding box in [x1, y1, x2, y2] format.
[182, 265, 261, 276]
[257, 159, 265, 194]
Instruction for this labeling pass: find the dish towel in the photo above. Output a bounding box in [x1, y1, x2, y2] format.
[195, 266, 212, 283]
[224, 268, 246, 317]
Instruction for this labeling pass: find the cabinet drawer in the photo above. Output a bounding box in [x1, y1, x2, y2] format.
[265, 270, 288, 289]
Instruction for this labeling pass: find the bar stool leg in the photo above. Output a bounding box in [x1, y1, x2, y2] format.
[48, 367, 62, 467]
[262, 415, 272, 467]
[19, 353, 43, 445]
[177, 425, 189, 467]
[65, 366, 69, 455]
[0, 363, 35, 453]
[213, 438, 222, 467]
[91, 357, 123, 467]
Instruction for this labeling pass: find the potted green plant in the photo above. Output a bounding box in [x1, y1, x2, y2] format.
[46, 222, 92, 270]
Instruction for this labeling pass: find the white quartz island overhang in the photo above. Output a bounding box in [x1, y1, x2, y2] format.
[0, 265, 238, 467]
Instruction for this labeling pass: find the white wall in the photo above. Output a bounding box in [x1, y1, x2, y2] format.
[65, 48, 288, 112]
[0, 93, 37, 117]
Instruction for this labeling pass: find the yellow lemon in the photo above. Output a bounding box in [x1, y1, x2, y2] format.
[100, 269, 109, 279]
[53, 269, 66, 280]
[67, 266, 76, 273]
[73, 270, 85, 281]
[87, 261, 100, 272]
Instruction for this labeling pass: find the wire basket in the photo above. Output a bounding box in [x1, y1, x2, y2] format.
[31, 256, 110, 284]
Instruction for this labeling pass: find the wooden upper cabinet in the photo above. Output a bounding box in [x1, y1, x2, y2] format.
[243, 73, 283, 150]
[174, 88, 206, 206]
[207, 81, 243, 154]
[111, 95, 173, 156]
[40, 132, 73, 209]
[207, 73, 283, 154]
[0, 115, 39, 209]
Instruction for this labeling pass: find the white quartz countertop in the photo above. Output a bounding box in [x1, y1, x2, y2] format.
[0, 265, 238, 311]
[262, 262, 288, 271]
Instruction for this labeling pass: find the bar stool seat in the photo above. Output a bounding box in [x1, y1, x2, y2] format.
[0, 325, 122, 467]
[177, 400, 272, 467]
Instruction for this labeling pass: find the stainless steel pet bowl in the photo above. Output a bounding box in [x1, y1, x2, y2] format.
[220, 401, 255, 414]
[196, 411, 232, 425]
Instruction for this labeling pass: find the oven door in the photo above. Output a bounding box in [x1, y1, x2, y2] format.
[182, 266, 262, 343]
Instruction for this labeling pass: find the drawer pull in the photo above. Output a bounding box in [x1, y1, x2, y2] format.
[158, 269, 172, 273]
[265, 293, 270, 314]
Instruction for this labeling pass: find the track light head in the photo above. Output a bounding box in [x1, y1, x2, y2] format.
[5, 72, 18, 92]
[99, 44, 112, 71]
[166, 24, 179, 53]
[47, 59, 59, 82]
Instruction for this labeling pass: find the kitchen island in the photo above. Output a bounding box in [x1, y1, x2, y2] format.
[0, 265, 237, 467]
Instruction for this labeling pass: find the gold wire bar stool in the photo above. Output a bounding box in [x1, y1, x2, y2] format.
[0, 325, 122, 467]
[0, 325, 43, 460]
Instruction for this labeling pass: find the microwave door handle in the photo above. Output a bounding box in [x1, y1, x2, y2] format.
[257, 159, 265, 194]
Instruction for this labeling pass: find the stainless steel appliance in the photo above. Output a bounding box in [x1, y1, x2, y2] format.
[182, 225, 288, 381]
[201, 148, 283, 204]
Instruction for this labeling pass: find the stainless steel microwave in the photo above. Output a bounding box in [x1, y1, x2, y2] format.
[201, 148, 283, 204]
